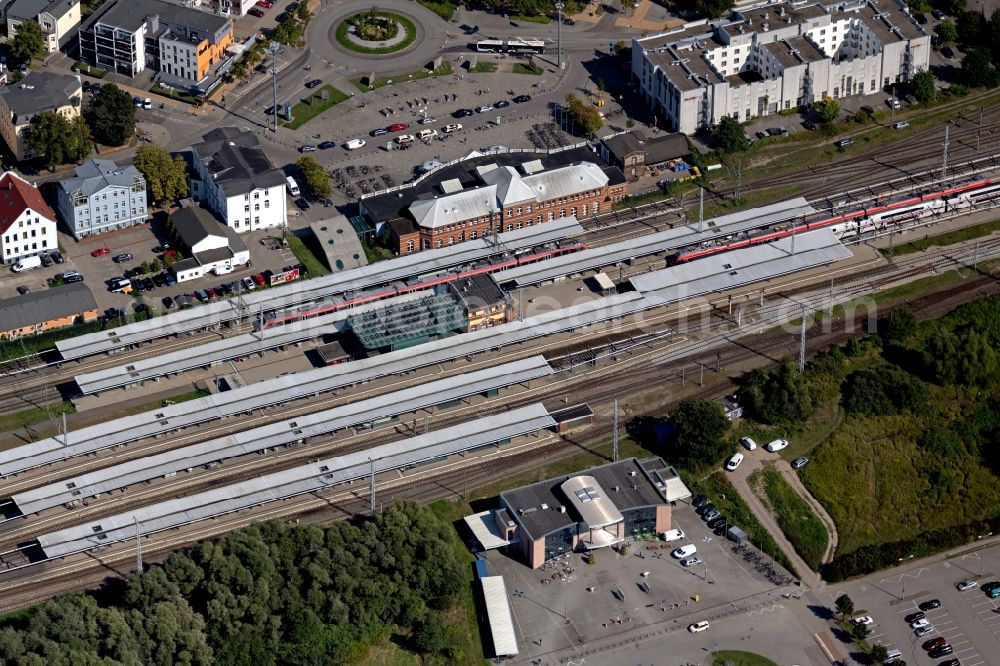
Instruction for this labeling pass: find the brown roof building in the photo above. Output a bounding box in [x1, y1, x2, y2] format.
[0, 281, 98, 339]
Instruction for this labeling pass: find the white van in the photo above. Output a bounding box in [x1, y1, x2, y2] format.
[765, 439, 789, 452]
[671, 544, 697, 559]
[885, 648, 902, 663]
[740, 437, 757, 451]
[344, 138, 366, 150]
[213, 264, 234, 276]
[12, 255, 41, 272]
[286, 176, 300, 197]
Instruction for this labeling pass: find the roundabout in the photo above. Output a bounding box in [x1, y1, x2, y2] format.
[335, 8, 419, 56]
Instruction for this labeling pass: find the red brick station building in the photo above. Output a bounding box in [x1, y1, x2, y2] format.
[360, 147, 628, 254]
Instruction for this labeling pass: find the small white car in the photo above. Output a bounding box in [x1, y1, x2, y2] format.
[476, 104, 494, 113]
[393, 134, 414, 145]
[417, 128, 438, 140]
[765, 439, 789, 452]
[910, 618, 930, 629]
[725, 453, 744, 471]
[671, 544, 697, 559]
[681, 556, 703, 567]
[956, 580, 978, 591]
[661, 529, 685, 542]
[443, 123, 463, 133]
[740, 436, 757, 451]
[688, 621, 710, 633]
[852, 616, 874, 626]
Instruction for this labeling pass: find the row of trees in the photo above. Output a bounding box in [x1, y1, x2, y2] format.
[953, 8, 1000, 87]
[629, 399, 731, 471]
[272, 2, 313, 47]
[465, 0, 580, 18]
[0, 502, 467, 665]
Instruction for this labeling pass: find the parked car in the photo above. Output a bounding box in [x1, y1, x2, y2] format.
[318, 140, 337, 149]
[835, 138, 854, 148]
[932, 8, 945, 19]
[50, 251, 63, 263]
[299, 145, 317, 153]
[443, 123, 463, 133]
[662, 529, 685, 542]
[370, 127, 388, 136]
[242, 276, 256, 290]
[194, 289, 209, 302]
[16, 285, 29, 295]
[905, 611, 926, 624]
[886, 97, 901, 109]
[152, 273, 165, 287]
[475, 105, 494, 113]
[305, 79, 322, 89]
[697, 503, 716, 516]
[765, 439, 788, 452]
[162, 296, 175, 309]
[681, 556, 703, 567]
[941, 46, 955, 59]
[923, 637, 948, 651]
[91, 247, 111, 257]
[142, 277, 155, 291]
[671, 545, 697, 559]
[892, 121, 910, 130]
[911, 618, 931, 629]
[956, 580, 978, 591]
[756, 130, 769, 139]
[918, 599, 941, 611]
[915, 624, 936, 638]
[257, 0, 273, 6]
[740, 436, 757, 450]
[928, 645, 954, 658]
[163, 272, 176, 287]
[703, 510, 721, 522]
[802, 120, 817, 131]
[852, 616, 874, 626]
[512, 94, 532, 103]
[248, 7, 265, 16]
[417, 128, 438, 140]
[937, 660, 960, 666]
[113, 252, 133, 263]
[707, 516, 728, 529]
[692, 494, 708, 507]
[904, 93, 917, 104]
[725, 453, 744, 471]
[388, 122, 410, 132]
[984, 581, 1000, 598]
[39, 253, 52, 267]
[453, 108, 474, 117]
[494, 100, 510, 108]
[252, 273, 266, 286]
[143, 98, 152, 110]
[687, 621, 710, 633]
[791, 456, 809, 469]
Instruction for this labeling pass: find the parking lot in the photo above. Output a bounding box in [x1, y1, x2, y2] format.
[488, 499, 799, 663]
[826, 541, 1000, 666]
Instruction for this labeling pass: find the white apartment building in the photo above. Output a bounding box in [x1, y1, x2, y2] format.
[55, 159, 148, 239]
[189, 127, 287, 233]
[632, 0, 930, 134]
[0, 171, 57, 264]
[4, 0, 80, 54]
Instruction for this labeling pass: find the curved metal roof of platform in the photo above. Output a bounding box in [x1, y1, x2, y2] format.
[496, 197, 816, 287]
[633, 229, 851, 304]
[11, 357, 552, 516]
[56, 218, 584, 361]
[36, 404, 556, 559]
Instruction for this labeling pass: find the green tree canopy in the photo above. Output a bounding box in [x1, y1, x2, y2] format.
[26, 112, 90, 169]
[134, 145, 189, 205]
[910, 70, 936, 103]
[663, 399, 730, 470]
[841, 365, 928, 416]
[937, 19, 958, 43]
[565, 94, 603, 136]
[738, 361, 818, 424]
[881, 306, 917, 346]
[960, 48, 1000, 87]
[10, 20, 44, 61]
[296, 156, 332, 200]
[813, 98, 840, 123]
[690, 0, 733, 19]
[713, 115, 749, 153]
[834, 593, 855, 619]
[870, 643, 889, 664]
[923, 327, 1000, 386]
[88, 83, 136, 146]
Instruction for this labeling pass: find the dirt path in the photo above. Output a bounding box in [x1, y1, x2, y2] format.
[727, 451, 824, 589]
[774, 460, 840, 565]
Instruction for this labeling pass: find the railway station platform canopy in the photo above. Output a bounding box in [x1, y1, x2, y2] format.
[633, 229, 852, 304]
[496, 197, 816, 288]
[35, 404, 557, 560]
[9, 357, 552, 516]
[73, 291, 424, 395]
[55, 218, 584, 361]
[480, 576, 519, 658]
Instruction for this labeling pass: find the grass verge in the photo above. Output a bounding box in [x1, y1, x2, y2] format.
[752, 468, 828, 571]
[280, 85, 349, 130]
[512, 62, 544, 75]
[149, 83, 199, 105]
[0, 401, 75, 449]
[511, 13, 551, 23]
[74, 61, 108, 78]
[880, 218, 1000, 256]
[468, 61, 498, 73]
[613, 189, 673, 210]
[416, 0, 455, 19]
[712, 651, 780, 666]
[162, 388, 210, 405]
[287, 233, 331, 277]
[363, 242, 396, 264]
[352, 62, 453, 92]
[687, 472, 797, 576]
[335, 12, 417, 55]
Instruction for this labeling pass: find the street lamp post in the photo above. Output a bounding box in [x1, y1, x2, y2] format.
[269, 41, 280, 133]
[555, 2, 564, 70]
[898, 554, 914, 598]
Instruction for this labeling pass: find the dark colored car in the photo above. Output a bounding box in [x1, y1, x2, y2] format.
[65, 274, 84, 283]
[702, 510, 721, 522]
[453, 108, 474, 118]
[697, 502, 716, 515]
[513, 94, 531, 103]
[370, 127, 388, 136]
[132, 279, 145, 293]
[938, 659, 960, 666]
[248, 7, 265, 17]
[152, 273, 166, 287]
[152, 243, 170, 253]
[295, 198, 310, 211]
[162, 296, 175, 309]
[39, 253, 52, 267]
[942, 46, 955, 59]
[205, 287, 218, 300]
[905, 612, 926, 624]
[16, 285, 29, 295]
[51, 250, 63, 263]
[915, 12, 927, 24]
[918, 599, 942, 611]
[305, 79, 322, 89]
[693, 494, 708, 507]
[923, 637, 948, 651]
[932, 8, 945, 19]
[163, 272, 176, 286]
[194, 289, 209, 302]
[294, 262, 309, 276]
[791, 457, 809, 469]
[113, 252, 133, 263]
[802, 120, 817, 130]
[835, 138, 854, 148]
[318, 140, 336, 149]
[707, 516, 727, 529]
[494, 100, 510, 108]
[143, 277, 155, 291]
[929, 646, 954, 658]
